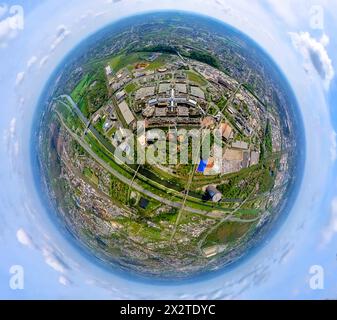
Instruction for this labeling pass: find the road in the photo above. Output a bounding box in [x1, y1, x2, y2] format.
[56, 88, 270, 226]
[169, 73, 251, 241]
[56, 109, 225, 216]
[58, 95, 242, 213]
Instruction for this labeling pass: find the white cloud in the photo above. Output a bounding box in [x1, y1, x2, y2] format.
[95, 11, 107, 18]
[289, 31, 335, 90]
[4, 117, 17, 148]
[59, 275, 72, 286]
[50, 25, 70, 51]
[9, 117, 16, 136]
[322, 198, 337, 245]
[15, 71, 25, 86]
[0, 7, 24, 47]
[16, 228, 33, 248]
[320, 33, 330, 46]
[17, 228, 71, 276]
[3, 117, 20, 161]
[12, 141, 19, 156]
[42, 247, 67, 273]
[78, 11, 93, 21]
[39, 55, 49, 68]
[34, 25, 70, 69]
[27, 56, 37, 69]
[0, 15, 18, 46]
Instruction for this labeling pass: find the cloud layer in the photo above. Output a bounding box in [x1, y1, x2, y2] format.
[50, 25, 70, 51]
[0, 6, 24, 48]
[289, 31, 335, 90]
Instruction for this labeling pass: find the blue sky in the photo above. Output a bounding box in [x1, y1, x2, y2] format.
[0, 0, 337, 299]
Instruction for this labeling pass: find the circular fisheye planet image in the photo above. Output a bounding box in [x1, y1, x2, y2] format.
[34, 11, 304, 279]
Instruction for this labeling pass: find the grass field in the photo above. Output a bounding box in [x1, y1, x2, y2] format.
[70, 67, 109, 117]
[124, 82, 138, 94]
[109, 52, 168, 74]
[109, 53, 147, 73]
[153, 208, 178, 224]
[110, 174, 130, 205]
[56, 101, 85, 132]
[144, 54, 167, 71]
[217, 161, 276, 198]
[203, 220, 255, 247]
[78, 100, 90, 118]
[186, 70, 208, 86]
[83, 167, 99, 185]
[71, 74, 92, 103]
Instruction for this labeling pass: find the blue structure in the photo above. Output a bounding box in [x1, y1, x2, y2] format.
[139, 197, 149, 209]
[197, 159, 208, 173]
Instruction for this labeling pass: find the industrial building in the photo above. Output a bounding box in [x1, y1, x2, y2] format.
[206, 186, 222, 203]
[118, 101, 135, 126]
[190, 86, 205, 99]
